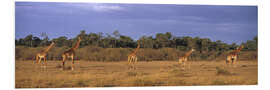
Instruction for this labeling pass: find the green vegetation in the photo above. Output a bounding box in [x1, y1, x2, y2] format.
[15, 46, 257, 61]
[15, 30, 257, 61]
[15, 30, 257, 50]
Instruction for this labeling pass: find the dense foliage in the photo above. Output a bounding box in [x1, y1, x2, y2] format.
[16, 30, 257, 50]
[15, 30, 257, 61]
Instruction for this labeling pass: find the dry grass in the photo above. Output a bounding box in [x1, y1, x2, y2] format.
[15, 60, 257, 88]
[15, 46, 258, 61]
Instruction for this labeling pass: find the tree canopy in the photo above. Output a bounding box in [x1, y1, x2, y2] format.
[15, 30, 257, 52]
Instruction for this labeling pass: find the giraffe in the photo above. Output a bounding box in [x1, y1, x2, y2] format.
[226, 45, 244, 65]
[127, 42, 140, 64]
[178, 48, 195, 69]
[35, 41, 55, 65]
[62, 37, 81, 70]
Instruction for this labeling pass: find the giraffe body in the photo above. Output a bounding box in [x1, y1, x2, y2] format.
[178, 56, 188, 64]
[35, 42, 55, 65]
[226, 45, 243, 65]
[127, 42, 140, 65]
[128, 54, 138, 64]
[178, 49, 195, 68]
[62, 37, 81, 70]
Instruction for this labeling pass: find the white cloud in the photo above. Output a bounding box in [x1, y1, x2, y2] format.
[68, 3, 124, 12]
[92, 5, 123, 12]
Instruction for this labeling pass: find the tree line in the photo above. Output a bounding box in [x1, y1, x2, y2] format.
[15, 30, 257, 61]
[16, 30, 258, 52]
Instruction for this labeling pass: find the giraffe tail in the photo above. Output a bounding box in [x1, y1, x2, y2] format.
[33, 55, 39, 63]
[32, 56, 35, 61]
[32, 56, 37, 63]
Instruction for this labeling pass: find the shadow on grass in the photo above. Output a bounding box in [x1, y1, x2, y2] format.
[216, 66, 236, 76]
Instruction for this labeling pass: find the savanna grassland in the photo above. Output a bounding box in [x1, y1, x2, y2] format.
[15, 60, 257, 88]
[15, 31, 258, 88]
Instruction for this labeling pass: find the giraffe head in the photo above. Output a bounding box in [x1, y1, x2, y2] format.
[137, 40, 141, 47]
[51, 41, 55, 44]
[240, 45, 244, 49]
[78, 37, 82, 41]
[237, 45, 244, 50]
[191, 48, 195, 52]
[50, 41, 56, 46]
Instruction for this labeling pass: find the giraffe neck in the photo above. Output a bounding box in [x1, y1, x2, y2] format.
[185, 50, 193, 57]
[43, 42, 54, 53]
[132, 44, 140, 54]
[72, 39, 81, 50]
[234, 46, 243, 54]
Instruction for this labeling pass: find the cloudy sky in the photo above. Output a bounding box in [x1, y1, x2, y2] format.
[15, 2, 257, 44]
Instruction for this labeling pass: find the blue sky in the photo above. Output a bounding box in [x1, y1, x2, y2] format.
[15, 2, 257, 44]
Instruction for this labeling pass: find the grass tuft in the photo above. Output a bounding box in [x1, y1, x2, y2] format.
[216, 66, 231, 75]
[76, 80, 89, 87]
[213, 79, 228, 85]
[127, 71, 146, 77]
[132, 78, 154, 86]
[55, 64, 62, 68]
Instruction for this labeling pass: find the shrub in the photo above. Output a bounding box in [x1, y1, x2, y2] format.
[15, 46, 258, 61]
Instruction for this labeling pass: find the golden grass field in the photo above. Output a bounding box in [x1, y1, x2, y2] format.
[15, 60, 257, 88]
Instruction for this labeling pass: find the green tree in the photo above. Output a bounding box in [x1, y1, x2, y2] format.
[119, 35, 134, 48]
[24, 35, 33, 47]
[78, 30, 88, 46]
[243, 36, 257, 50]
[40, 32, 49, 47]
[113, 30, 120, 48]
[52, 36, 69, 47]
[32, 36, 41, 47]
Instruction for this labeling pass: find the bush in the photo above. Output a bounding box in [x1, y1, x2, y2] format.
[15, 46, 258, 61]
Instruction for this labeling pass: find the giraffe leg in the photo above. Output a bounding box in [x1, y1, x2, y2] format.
[226, 56, 231, 67]
[179, 58, 183, 66]
[134, 57, 137, 70]
[133, 57, 136, 64]
[182, 62, 185, 70]
[188, 62, 191, 71]
[71, 56, 74, 71]
[62, 54, 66, 70]
[186, 62, 189, 71]
[131, 57, 134, 64]
[135, 57, 138, 64]
[130, 56, 133, 64]
[44, 57, 47, 66]
[127, 56, 132, 70]
[35, 55, 39, 63]
[128, 56, 131, 65]
[40, 57, 44, 65]
[131, 60, 135, 70]
[130, 57, 134, 70]
[134, 57, 137, 63]
[226, 57, 228, 65]
[38, 57, 42, 64]
[226, 60, 230, 67]
[182, 58, 187, 70]
[132, 57, 134, 64]
[232, 57, 237, 67]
